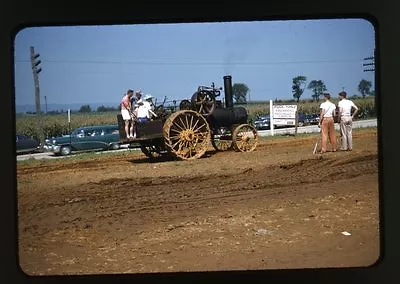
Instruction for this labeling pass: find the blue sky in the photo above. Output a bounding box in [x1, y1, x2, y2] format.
[13, 18, 376, 109]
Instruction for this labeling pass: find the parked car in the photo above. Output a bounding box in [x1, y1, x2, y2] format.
[297, 113, 307, 127]
[45, 124, 121, 156]
[303, 113, 320, 125]
[254, 115, 271, 130]
[16, 135, 40, 154]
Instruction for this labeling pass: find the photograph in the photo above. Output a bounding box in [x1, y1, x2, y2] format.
[13, 16, 380, 276]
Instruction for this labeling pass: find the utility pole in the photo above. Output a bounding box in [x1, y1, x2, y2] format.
[44, 95, 47, 114]
[30, 46, 44, 148]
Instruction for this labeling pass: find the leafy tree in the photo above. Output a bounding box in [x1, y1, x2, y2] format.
[232, 83, 249, 104]
[292, 75, 307, 102]
[358, 79, 372, 98]
[307, 80, 327, 102]
[79, 104, 92, 113]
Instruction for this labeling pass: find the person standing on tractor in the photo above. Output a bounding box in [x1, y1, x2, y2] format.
[120, 89, 135, 139]
[136, 95, 158, 123]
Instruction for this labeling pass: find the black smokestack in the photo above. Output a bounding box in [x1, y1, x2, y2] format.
[223, 75, 233, 108]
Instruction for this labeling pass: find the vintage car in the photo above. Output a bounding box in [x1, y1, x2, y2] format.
[45, 124, 121, 156]
[16, 135, 40, 154]
[253, 115, 271, 130]
[303, 113, 320, 125]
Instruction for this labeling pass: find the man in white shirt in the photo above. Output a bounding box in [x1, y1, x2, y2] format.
[136, 95, 158, 123]
[318, 92, 337, 153]
[338, 91, 359, 151]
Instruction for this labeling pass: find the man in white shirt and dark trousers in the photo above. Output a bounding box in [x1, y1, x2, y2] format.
[338, 91, 359, 151]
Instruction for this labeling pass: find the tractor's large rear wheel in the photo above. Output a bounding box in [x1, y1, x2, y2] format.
[232, 124, 259, 152]
[163, 110, 211, 160]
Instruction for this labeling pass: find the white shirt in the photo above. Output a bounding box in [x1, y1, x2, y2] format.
[338, 98, 358, 116]
[136, 101, 153, 118]
[319, 101, 336, 118]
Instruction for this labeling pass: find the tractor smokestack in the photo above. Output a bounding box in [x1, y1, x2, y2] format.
[223, 75, 234, 108]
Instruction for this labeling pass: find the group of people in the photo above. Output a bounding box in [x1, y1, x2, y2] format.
[318, 91, 359, 153]
[120, 89, 158, 139]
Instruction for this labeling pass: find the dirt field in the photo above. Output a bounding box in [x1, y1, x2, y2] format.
[16, 128, 380, 276]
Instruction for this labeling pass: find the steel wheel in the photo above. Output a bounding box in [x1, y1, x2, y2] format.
[191, 90, 216, 116]
[163, 110, 211, 160]
[211, 128, 233, 151]
[232, 124, 259, 152]
[179, 99, 192, 110]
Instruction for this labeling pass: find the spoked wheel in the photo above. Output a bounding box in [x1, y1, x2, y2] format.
[232, 124, 259, 152]
[191, 90, 216, 116]
[179, 99, 192, 110]
[211, 128, 233, 151]
[163, 110, 211, 160]
[140, 141, 169, 159]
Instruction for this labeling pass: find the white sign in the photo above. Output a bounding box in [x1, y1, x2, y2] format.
[273, 105, 297, 119]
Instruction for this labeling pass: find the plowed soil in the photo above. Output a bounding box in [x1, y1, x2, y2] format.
[16, 128, 380, 275]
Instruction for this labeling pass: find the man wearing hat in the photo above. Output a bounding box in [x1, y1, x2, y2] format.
[136, 94, 158, 123]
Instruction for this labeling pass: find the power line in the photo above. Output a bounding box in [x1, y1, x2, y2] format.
[15, 58, 364, 66]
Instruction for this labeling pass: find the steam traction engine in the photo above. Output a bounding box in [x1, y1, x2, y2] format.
[117, 76, 259, 160]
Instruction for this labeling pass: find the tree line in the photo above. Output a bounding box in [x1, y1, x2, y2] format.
[233, 78, 374, 104]
[291, 76, 373, 102]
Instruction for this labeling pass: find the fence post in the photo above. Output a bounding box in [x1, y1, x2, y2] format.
[270, 100, 274, 136]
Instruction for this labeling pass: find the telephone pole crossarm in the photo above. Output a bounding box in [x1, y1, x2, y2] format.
[363, 55, 375, 72]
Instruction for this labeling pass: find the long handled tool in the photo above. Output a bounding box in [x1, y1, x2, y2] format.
[313, 115, 324, 154]
[313, 129, 321, 154]
[336, 121, 342, 150]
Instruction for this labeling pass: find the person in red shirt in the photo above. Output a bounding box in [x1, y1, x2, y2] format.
[120, 89, 135, 139]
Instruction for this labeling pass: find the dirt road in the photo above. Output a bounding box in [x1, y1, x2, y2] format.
[16, 128, 380, 275]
